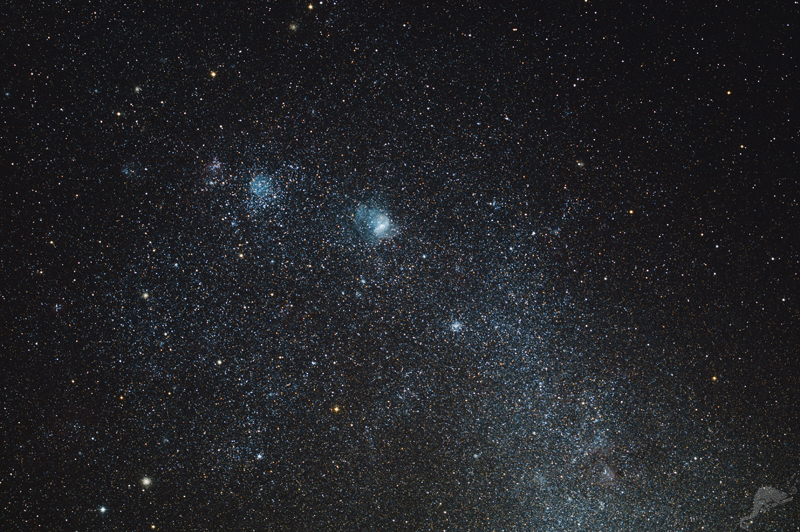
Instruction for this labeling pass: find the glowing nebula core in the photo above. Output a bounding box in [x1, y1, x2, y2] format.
[247, 172, 281, 212]
[354, 204, 397, 243]
[250, 174, 275, 201]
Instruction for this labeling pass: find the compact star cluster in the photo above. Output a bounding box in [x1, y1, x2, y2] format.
[248, 171, 280, 211]
[354, 204, 397, 243]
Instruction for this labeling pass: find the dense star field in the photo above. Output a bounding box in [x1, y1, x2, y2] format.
[2, 2, 798, 531]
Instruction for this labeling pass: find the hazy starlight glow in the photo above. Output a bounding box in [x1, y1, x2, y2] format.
[354, 204, 397, 243]
[249, 173, 277, 207]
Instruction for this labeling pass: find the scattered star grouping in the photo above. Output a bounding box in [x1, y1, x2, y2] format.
[1, 2, 798, 531]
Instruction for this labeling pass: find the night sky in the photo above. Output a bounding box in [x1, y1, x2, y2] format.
[2, 2, 799, 531]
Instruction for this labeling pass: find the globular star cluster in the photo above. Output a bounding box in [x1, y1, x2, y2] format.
[2, 2, 799, 532]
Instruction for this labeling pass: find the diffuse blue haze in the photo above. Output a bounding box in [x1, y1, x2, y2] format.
[249, 173, 277, 207]
[354, 204, 397, 243]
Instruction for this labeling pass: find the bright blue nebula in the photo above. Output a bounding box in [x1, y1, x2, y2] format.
[355, 205, 397, 243]
[250, 174, 274, 199]
[249, 173, 277, 207]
